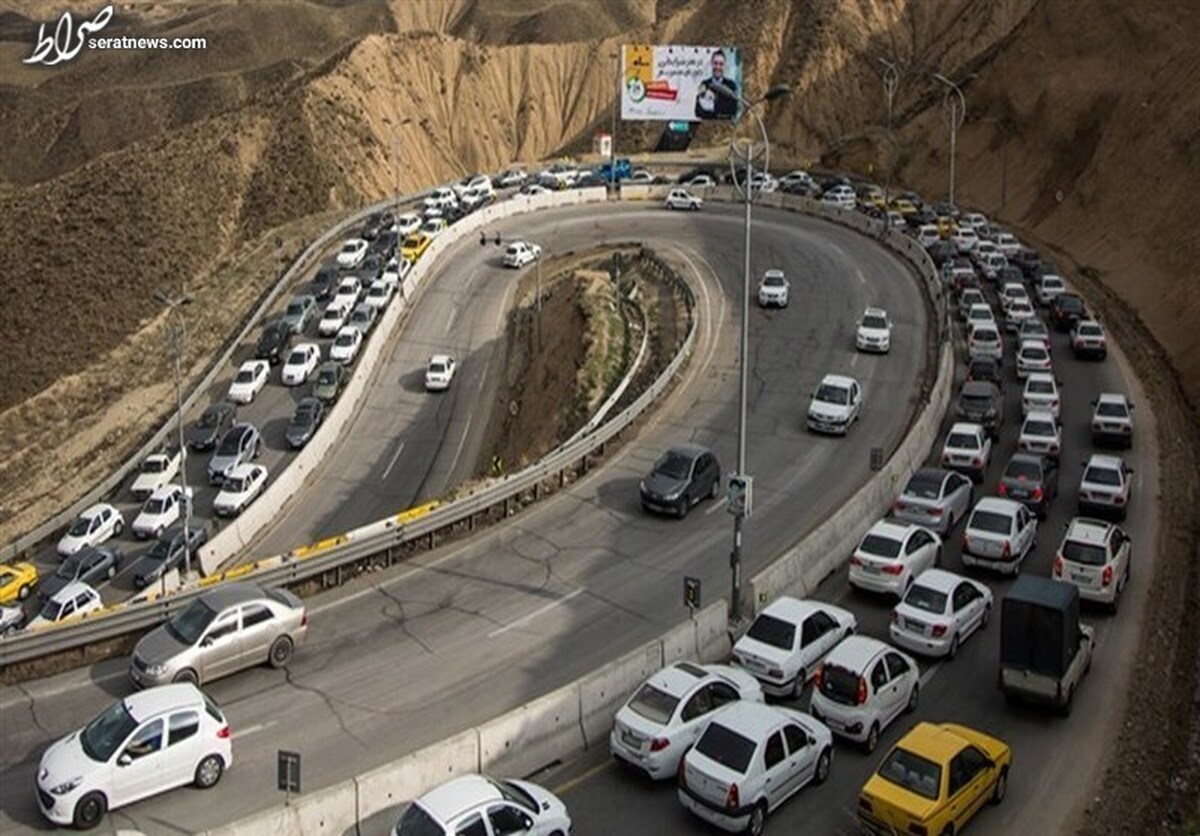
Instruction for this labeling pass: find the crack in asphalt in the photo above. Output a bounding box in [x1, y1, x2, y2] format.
[19, 684, 54, 742]
[374, 585, 434, 654]
[282, 666, 369, 750]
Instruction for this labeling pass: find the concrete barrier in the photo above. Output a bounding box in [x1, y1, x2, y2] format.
[577, 640, 663, 747]
[477, 686, 583, 779]
[694, 597, 733, 662]
[355, 727, 479, 826]
[202, 778, 358, 836]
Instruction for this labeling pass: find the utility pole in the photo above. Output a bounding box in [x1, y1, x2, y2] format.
[932, 73, 968, 210]
[155, 289, 194, 579]
[879, 58, 900, 209]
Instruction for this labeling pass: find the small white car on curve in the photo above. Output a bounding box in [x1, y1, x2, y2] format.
[960, 496, 1038, 574]
[329, 327, 363, 364]
[27, 581, 103, 631]
[425, 354, 457, 391]
[503, 241, 542, 268]
[131, 485, 191, 540]
[665, 189, 703, 210]
[1053, 517, 1132, 611]
[1078, 454, 1134, 520]
[335, 238, 368, 269]
[609, 661, 763, 780]
[856, 308, 893, 353]
[806, 374, 862, 435]
[1091, 392, 1134, 447]
[810, 636, 919, 752]
[318, 299, 352, 337]
[212, 464, 268, 518]
[281, 343, 321, 386]
[888, 568, 993, 659]
[757, 269, 790, 307]
[57, 503, 125, 557]
[333, 276, 362, 309]
[130, 451, 182, 501]
[364, 278, 396, 311]
[731, 597, 857, 698]
[848, 520, 942, 599]
[821, 184, 856, 209]
[226, 360, 269, 404]
[393, 213, 421, 236]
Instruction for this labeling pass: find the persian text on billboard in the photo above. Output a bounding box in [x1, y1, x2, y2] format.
[621, 44, 742, 122]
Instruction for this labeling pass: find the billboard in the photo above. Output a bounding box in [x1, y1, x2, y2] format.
[621, 44, 743, 122]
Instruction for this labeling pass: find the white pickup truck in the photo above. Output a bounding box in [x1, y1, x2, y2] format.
[130, 449, 183, 501]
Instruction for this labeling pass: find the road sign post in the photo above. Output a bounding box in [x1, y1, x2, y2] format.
[684, 576, 701, 616]
[278, 750, 301, 805]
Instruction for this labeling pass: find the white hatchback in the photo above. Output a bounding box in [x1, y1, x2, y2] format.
[1022, 372, 1062, 418]
[610, 661, 763, 780]
[665, 189, 702, 210]
[281, 343, 321, 386]
[1017, 410, 1062, 460]
[1016, 338, 1053, 379]
[1054, 517, 1132, 611]
[961, 497, 1038, 574]
[57, 503, 125, 557]
[36, 683, 232, 829]
[392, 774, 570, 836]
[889, 568, 993, 658]
[28, 581, 103, 630]
[967, 323, 1002, 361]
[810, 636, 919, 752]
[848, 520, 942, 599]
[732, 597, 857, 698]
[940, 422, 992, 482]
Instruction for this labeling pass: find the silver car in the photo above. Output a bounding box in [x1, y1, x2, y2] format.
[130, 583, 307, 687]
[207, 422, 260, 484]
[891, 468, 973, 534]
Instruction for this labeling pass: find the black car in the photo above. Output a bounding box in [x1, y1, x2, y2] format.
[133, 525, 209, 589]
[255, 320, 292, 365]
[780, 180, 817, 196]
[187, 402, 237, 451]
[371, 230, 398, 259]
[359, 213, 385, 241]
[955, 381, 1004, 437]
[927, 240, 958, 268]
[966, 356, 1003, 390]
[997, 265, 1026, 287]
[285, 397, 325, 449]
[39, 545, 123, 601]
[311, 265, 338, 301]
[1011, 248, 1042, 277]
[639, 444, 721, 518]
[359, 252, 386, 281]
[998, 452, 1059, 518]
[1049, 292, 1088, 331]
[908, 207, 938, 228]
[574, 172, 607, 188]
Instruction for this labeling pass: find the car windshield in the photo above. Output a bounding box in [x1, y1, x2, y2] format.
[166, 599, 217, 645]
[972, 328, 998, 342]
[336, 333, 355, 347]
[80, 700, 138, 763]
[144, 539, 172, 563]
[394, 803, 442, 836]
[198, 408, 222, 427]
[860, 533, 902, 559]
[1028, 380, 1055, 394]
[816, 385, 849, 405]
[745, 613, 795, 650]
[970, 510, 1012, 535]
[1021, 346, 1048, 360]
[1084, 466, 1122, 486]
[225, 475, 248, 493]
[217, 430, 244, 455]
[1005, 459, 1042, 480]
[694, 723, 756, 774]
[904, 584, 948, 615]
[650, 451, 692, 481]
[1079, 324, 1102, 336]
[961, 391, 993, 407]
[317, 370, 336, 386]
[862, 315, 887, 329]
[904, 473, 944, 500]
[763, 274, 785, 287]
[145, 497, 169, 514]
[1025, 419, 1056, 437]
[1097, 402, 1128, 417]
[1044, 278, 1064, 289]
[55, 556, 84, 579]
[947, 432, 979, 450]
[627, 682, 680, 725]
[1063, 540, 1108, 566]
[818, 663, 861, 706]
[878, 747, 942, 801]
[68, 517, 92, 536]
[492, 778, 538, 814]
[286, 303, 303, 316]
[235, 370, 255, 384]
[340, 242, 357, 254]
[1058, 296, 1084, 311]
[289, 350, 309, 365]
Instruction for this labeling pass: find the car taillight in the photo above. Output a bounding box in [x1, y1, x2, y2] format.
[1001, 541, 1011, 558]
[301, 611, 308, 627]
[1123, 426, 1132, 433]
[849, 556, 862, 567]
[997, 482, 1008, 496]
[650, 737, 670, 752]
[882, 564, 903, 575]
[941, 453, 951, 465]
[767, 667, 783, 678]
[961, 535, 969, 551]
[217, 726, 231, 739]
[813, 666, 824, 689]
[1050, 399, 1059, 408]
[1049, 442, 1059, 453]
[1054, 555, 1064, 576]
[1102, 565, 1114, 587]
[972, 457, 982, 467]
[857, 677, 869, 705]
[726, 782, 740, 810]
[931, 624, 948, 638]
[1114, 495, 1126, 505]
[893, 500, 906, 511]
[928, 507, 943, 516]
[891, 611, 900, 623]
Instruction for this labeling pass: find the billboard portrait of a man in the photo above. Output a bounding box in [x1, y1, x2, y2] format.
[694, 48, 739, 120]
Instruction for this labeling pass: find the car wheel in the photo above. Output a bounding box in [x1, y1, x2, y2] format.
[746, 801, 767, 836]
[792, 669, 806, 700]
[981, 604, 992, 629]
[269, 636, 295, 669]
[814, 747, 832, 785]
[710, 478, 720, 500]
[990, 767, 1009, 804]
[1109, 589, 1120, 616]
[73, 792, 107, 830]
[194, 754, 225, 789]
[107, 565, 116, 579]
[173, 668, 199, 685]
[948, 633, 960, 659]
[114, 519, 125, 536]
[864, 722, 881, 753]
[940, 826, 955, 836]
[17, 584, 29, 600]
[677, 497, 689, 519]
[1060, 686, 1075, 717]
[907, 683, 920, 714]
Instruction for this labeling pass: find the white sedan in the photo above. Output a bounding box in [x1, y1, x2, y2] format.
[1022, 372, 1062, 418]
[335, 238, 368, 269]
[423, 187, 457, 210]
[425, 354, 457, 391]
[131, 485, 191, 540]
[130, 449, 182, 500]
[503, 241, 542, 268]
[961, 496, 1038, 574]
[806, 374, 863, 435]
[318, 299, 352, 337]
[732, 597, 857, 698]
[610, 662, 763, 780]
[1018, 410, 1062, 459]
[282, 343, 321, 386]
[1016, 338, 1053, 379]
[889, 568, 993, 658]
[420, 217, 447, 238]
[329, 326, 363, 364]
[855, 308, 893, 353]
[393, 212, 421, 236]
[940, 422, 992, 482]
[56, 503, 125, 557]
[212, 463, 269, 517]
[363, 278, 395, 311]
[849, 520, 942, 599]
[757, 269, 790, 307]
[227, 360, 270, 404]
[333, 276, 362, 308]
[665, 189, 702, 210]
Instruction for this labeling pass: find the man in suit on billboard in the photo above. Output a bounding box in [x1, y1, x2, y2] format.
[694, 48, 738, 120]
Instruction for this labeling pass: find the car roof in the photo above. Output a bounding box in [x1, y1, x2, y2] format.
[759, 596, 823, 624]
[1006, 452, 1046, 470]
[122, 683, 205, 721]
[1018, 339, 1049, 350]
[50, 580, 98, 603]
[1096, 392, 1129, 405]
[910, 467, 952, 485]
[894, 722, 968, 765]
[1025, 372, 1056, 384]
[864, 519, 916, 541]
[146, 484, 180, 500]
[224, 463, 261, 480]
[1084, 453, 1125, 470]
[819, 374, 858, 388]
[198, 582, 277, 611]
[1065, 517, 1116, 543]
[825, 635, 889, 671]
[960, 381, 998, 396]
[862, 307, 888, 318]
[948, 422, 983, 435]
[972, 496, 1024, 515]
[910, 568, 966, 594]
[80, 503, 114, 518]
[648, 662, 713, 698]
[707, 701, 790, 738]
[665, 442, 710, 460]
[429, 353, 453, 365]
[417, 775, 501, 820]
[1023, 409, 1058, 423]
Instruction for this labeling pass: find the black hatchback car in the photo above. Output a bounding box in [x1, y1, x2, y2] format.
[285, 397, 325, 449]
[966, 356, 1003, 390]
[133, 524, 209, 589]
[998, 452, 1059, 518]
[255, 320, 292, 365]
[955, 381, 1004, 437]
[39, 545, 123, 601]
[1049, 292, 1088, 331]
[639, 444, 721, 518]
[310, 265, 338, 301]
[187, 402, 237, 451]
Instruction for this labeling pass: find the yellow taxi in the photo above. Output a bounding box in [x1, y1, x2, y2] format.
[889, 197, 919, 217]
[936, 215, 958, 238]
[0, 561, 39, 604]
[400, 231, 432, 263]
[858, 722, 1011, 836]
[859, 186, 886, 209]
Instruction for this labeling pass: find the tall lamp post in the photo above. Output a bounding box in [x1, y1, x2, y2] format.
[932, 73, 968, 210]
[879, 58, 900, 209]
[710, 80, 791, 623]
[155, 289, 194, 578]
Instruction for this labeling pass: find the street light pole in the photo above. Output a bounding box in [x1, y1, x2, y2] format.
[879, 58, 900, 209]
[932, 73, 967, 210]
[155, 290, 194, 578]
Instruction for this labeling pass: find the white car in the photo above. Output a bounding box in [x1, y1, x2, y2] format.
[855, 308, 892, 353]
[1036, 273, 1067, 305]
[961, 496, 1038, 574]
[1018, 410, 1062, 459]
[973, 239, 1000, 263]
[806, 374, 862, 435]
[999, 281, 1030, 311]
[1053, 517, 1131, 611]
[212, 463, 268, 518]
[1022, 372, 1062, 418]
[452, 173, 492, 198]
[226, 360, 269, 404]
[1091, 392, 1134, 448]
[778, 170, 814, 190]
[333, 276, 362, 308]
[665, 189, 702, 210]
[610, 662, 764, 780]
[503, 241, 542, 268]
[57, 503, 125, 557]
[495, 168, 528, 187]
[979, 251, 1008, 281]
[393, 212, 421, 236]
[849, 520, 942, 599]
[967, 323, 1002, 361]
[27, 581, 103, 631]
[363, 278, 396, 311]
[131, 485, 191, 540]
[889, 568, 993, 658]
[1078, 453, 1134, 519]
[423, 186, 457, 210]
[916, 225, 941, 248]
[957, 288, 986, 320]
[1005, 298, 1037, 332]
[0, 605, 23, 635]
[539, 165, 580, 189]
[391, 774, 570, 836]
[757, 269, 790, 307]
[732, 597, 857, 698]
[281, 343, 321, 386]
[891, 468, 974, 535]
[318, 299, 352, 337]
[420, 217, 447, 238]
[952, 226, 980, 253]
[821, 184, 856, 209]
[685, 174, 716, 187]
[995, 231, 1022, 256]
[678, 702, 833, 835]
[1016, 338, 1053, 379]
[748, 171, 778, 192]
[940, 422, 992, 482]
[130, 450, 182, 501]
[382, 255, 413, 285]
[335, 238, 368, 269]
[966, 303, 996, 331]
[348, 303, 377, 335]
[329, 326, 363, 364]
[1071, 318, 1108, 359]
[35, 683, 231, 829]
[810, 636, 919, 752]
[425, 354, 456, 391]
[960, 211, 989, 232]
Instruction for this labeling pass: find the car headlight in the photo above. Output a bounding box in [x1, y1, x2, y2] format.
[51, 777, 83, 795]
[663, 490, 683, 501]
[143, 662, 169, 677]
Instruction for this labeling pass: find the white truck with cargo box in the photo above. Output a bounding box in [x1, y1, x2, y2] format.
[999, 575, 1094, 715]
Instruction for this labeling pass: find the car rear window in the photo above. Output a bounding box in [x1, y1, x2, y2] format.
[694, 722, 756, 774]
[947, 432, 979, 450]
[627, 683, 679, 725]
[1096, 403, 1128, 417]
[969, 510, 1012, 535]
[394, 803, 444, 836]
[903, 473, 943, 500]
[1025, 418, 1057, 436]
[904, 585, 948, 615]
[746, 613, 795, 650]
[1028, 380, 1055, 394]
[878, 746, 942, 801]
[1063, 540, 1108, 566]
[1084, 466, 1122, 486]
[1004, 459, 1042, 480]
[859, 534, 902, 559]
[818, 663, 860, 706]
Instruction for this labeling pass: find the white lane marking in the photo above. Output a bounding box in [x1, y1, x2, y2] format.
[380, 441, 406, 481]
[704, 497, 729, 515]
[856, 268, 869, 289]
[0, 669, 127, 712]
[487, 588, 586, 638]
[446, 304, 459, 333]
[447, 414, 473, 478]
[235, 721, 278, 738]
[919, 660, 944, 689]
[850, 352, 860, 368]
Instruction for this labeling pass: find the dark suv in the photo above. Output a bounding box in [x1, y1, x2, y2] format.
[639, 445, 721, 518]
[1049, 292, 1088, 331]
[955, 381, 1004, 437]
[998, 452, 1059, 518]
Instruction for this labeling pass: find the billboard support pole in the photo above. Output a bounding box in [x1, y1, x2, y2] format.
[611, 50, 619, 189]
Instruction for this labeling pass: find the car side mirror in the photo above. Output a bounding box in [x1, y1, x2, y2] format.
[521, 815, 534, 830]
[1126, 467, 1135, 474]
[201, 635, 215, 647]
[118, 753, 132, 767]
[808, 735, 818, 746]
